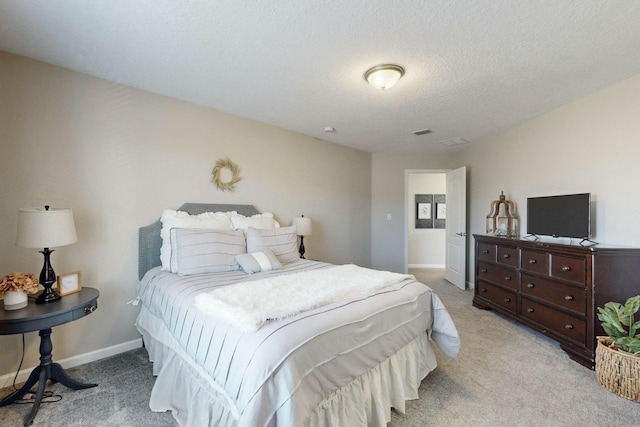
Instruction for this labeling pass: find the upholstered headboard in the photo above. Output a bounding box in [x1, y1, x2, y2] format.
[138, 203, 261, 280]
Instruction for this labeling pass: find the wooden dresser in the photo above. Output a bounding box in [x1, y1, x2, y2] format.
[473, 234, 640, 369]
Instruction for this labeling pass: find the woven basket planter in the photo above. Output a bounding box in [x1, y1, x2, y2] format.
[596, 337, 640, 403]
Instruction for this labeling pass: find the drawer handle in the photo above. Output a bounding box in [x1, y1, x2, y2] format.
[481, 269, 487, 273]
[503, 254, 510, 259]
[528, 259, 537, 264]
[504, 276, 512, 281]
[504, 298, 511, 303]
[84, 304, 97, 314]
[483, 249, 490, 254]
[562, 266, 571, 272]
[564, 324, 573, 330]
[481, 288, 488, 292]
[527, 283, 534, 288]
[527, 308, 534, 313]
[564, 295, 574, 301]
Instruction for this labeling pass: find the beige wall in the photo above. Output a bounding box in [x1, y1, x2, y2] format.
[0, 52, 372, 378]
[456, 71, 640, 286]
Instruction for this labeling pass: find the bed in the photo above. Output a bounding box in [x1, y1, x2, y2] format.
[135, 203, 460, 427]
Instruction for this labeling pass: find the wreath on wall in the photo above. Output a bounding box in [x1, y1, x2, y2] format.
[211, 157, 242, 192]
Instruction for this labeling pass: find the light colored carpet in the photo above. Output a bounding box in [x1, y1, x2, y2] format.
[0, 268, 637, 426]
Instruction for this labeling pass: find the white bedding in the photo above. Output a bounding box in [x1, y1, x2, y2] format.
[194, 264, 414, 332]
[135, 260, 460, 427]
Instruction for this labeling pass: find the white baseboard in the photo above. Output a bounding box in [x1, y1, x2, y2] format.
[408, 264, 445, 269]
[0, 338, 143, 389]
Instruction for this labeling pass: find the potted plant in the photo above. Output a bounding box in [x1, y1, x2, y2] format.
[596, 295, 640, 403]
[0, 272, 40, 311]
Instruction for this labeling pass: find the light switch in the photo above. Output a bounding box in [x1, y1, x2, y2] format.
[386, 213, 392, 220]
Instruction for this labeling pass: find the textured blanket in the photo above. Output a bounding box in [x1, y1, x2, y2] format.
[194, 264, 414, 332]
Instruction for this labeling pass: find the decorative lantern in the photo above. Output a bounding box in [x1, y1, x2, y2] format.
[486, 191, 519, 237]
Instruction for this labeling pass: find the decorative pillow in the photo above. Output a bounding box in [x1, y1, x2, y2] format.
[231, 212, 280, 231]
[173, 228, 246, 276]
[160, 210, 234, 271]
[246, 226, 299, 265]
[235, 249, 283, 274]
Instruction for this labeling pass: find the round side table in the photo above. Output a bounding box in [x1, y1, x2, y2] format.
[0, 287, 99, 426]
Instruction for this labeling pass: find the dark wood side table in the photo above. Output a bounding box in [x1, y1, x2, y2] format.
[0, 287, 99, 426]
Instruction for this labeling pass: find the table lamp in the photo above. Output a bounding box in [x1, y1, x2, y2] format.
[292, 215, 313, 259]
[16, 205, 78, 303]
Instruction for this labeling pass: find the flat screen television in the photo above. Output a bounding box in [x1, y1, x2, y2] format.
[526, 193, 591, 239]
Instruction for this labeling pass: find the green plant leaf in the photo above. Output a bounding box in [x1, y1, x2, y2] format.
[598, 306, 626, 337]
[620, 297, 640, 326]
[625, 296, 640, 314]
[631, 320, 640, 337]
[614, 336, 640, 354]
[598, 297, 640, 343]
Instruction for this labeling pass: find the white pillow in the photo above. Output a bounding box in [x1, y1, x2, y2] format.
[160, 210, 234, 271]
[235, 249, 283, 274]
[173, 228, 246, 276]
[231, 212, 280, 231]
[246, 226, 299, 265]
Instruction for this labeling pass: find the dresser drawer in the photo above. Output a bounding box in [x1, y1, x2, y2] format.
[477, 242, 496, 262]
[477, 280, 517, 314]
[521, 273, 586, 315]
[497, 245, 519, 267]
[520, 250, 548, 275]
[550, 255, 586, 284]
[521, 298, 586, 344]
[477, 261, 518, 290]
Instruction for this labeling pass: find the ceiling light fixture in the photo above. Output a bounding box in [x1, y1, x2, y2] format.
[364, 64, 405, 90]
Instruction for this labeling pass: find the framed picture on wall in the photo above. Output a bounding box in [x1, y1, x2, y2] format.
[415, 194, 433, 228]
[417, 203, 431, 219]
[434, 194, 446, 228]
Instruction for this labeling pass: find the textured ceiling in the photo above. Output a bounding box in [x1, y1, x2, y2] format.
[1, 1, 640, 153]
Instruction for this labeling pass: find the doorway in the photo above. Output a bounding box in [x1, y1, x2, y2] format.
[406, 171, 447, 269]
[405, 167, 468, 289]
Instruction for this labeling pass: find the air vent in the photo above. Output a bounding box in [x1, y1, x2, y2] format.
[439, 138, 468, 146]
[411, 129, 432, 136]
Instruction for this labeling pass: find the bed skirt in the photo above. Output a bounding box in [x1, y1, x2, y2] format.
[137, 309, 438, 427]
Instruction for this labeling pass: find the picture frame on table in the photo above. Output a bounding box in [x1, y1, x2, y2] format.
[57, 271, 82, 296]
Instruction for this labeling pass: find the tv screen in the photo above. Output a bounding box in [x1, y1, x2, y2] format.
[526, 193, 591, 239]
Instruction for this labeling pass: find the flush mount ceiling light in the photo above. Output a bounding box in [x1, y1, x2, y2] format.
[364, 64, 405, 90]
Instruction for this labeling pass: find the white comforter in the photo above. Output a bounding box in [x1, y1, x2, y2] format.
[136, 260, 459, 427]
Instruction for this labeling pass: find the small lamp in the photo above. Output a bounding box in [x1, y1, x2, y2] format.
[486, 191, 519, 238]
[16, 205, 78, 304]
[292, 215, 313, 259]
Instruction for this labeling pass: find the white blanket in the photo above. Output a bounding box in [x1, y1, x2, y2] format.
[194, 264, 414, 332]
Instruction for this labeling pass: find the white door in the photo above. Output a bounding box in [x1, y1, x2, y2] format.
[445, 166, 467, 289]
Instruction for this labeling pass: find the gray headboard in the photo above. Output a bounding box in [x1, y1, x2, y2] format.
[138, 203, 261, 280]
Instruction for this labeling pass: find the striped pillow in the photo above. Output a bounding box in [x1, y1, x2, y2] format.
[235, 249, 283, 274]
[160, 209, 234, 272]
[173, 228, 246, 276]
[246, 226, 299, 265]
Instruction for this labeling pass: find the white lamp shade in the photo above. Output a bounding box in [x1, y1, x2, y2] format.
[292, 216, 313, 236]
[16, 207, 78, 249]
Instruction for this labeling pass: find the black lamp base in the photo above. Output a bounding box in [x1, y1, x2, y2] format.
[36, 247, 61, 304]
[299, 236, 306, 259]
[35, 288, 61, 304]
